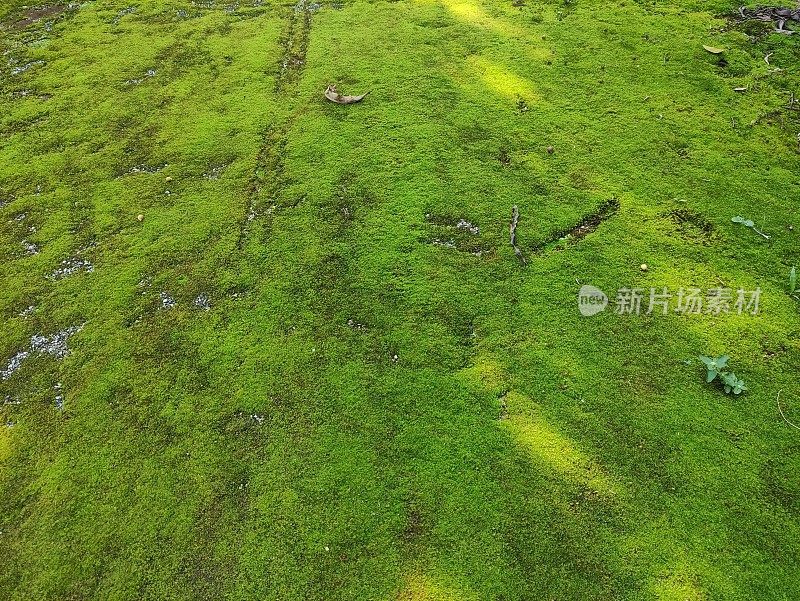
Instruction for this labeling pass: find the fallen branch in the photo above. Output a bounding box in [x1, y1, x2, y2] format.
[510, 205, 526, 265]
[738, 5, 800, 24]
[737, 5, 799, 34]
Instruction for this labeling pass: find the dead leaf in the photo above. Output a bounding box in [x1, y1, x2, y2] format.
[733, 87, 747, 92]
[324, 85, 370, 105]
[703, 45, 725, 54]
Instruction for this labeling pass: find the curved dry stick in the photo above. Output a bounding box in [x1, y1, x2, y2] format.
[777, 390, 800, 431]
[510, 205, 526, 265]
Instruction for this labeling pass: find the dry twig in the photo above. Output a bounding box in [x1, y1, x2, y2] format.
[510, 205, 526, 265]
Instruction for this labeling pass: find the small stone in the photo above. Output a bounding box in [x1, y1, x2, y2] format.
[165, 176, 173, 182]
[137, 214, 144, 222]
[640, 263, 648, 271]
[546, 146, 554, 154]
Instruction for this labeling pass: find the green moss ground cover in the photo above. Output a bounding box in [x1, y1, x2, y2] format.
[1, 0, 799, 598]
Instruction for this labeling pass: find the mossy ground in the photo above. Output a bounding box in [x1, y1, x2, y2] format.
[1, 0, 799, 599]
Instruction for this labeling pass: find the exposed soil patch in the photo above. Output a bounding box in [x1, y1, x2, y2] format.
[498, 393, 509, 420]
[561, 198, 619, 240]
[238, 0, 317, 247]
[8, 89, 51, 101]
[346, 318, 368, 331]
[423, 213, 486, 256]
[1, 325, 83, 380]
[111, 6, 136, 25]
[203, 163, 229, 180]
[275, 0, 316, 92]
[8, 60, 46, 76]
[48, 257, 94, 280]
[534, 198, 620, 252]
[21, 240, 39, 256]
[665, 208, 717, 245]
[193, 293, 211, 310]
[11, 4, 68, 30]
[122, 163, 168, 177]
[238, 123, 288, 245]
[159, 292, 177, 309]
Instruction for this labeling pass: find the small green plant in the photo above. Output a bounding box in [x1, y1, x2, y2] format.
[719, 371, 747, 395]
[699, 355, 748, 395]
[732, 215, 770, 240]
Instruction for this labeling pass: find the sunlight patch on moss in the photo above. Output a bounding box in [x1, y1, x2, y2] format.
[436, 0, 518, 36]
[650, 566, 708, 601]
[465, 56, 538, 102]
[0, 426, 11, 464]
[502, 392, 618, 495]
[457, 355, 509, 397]
[396, 573, 479, 601]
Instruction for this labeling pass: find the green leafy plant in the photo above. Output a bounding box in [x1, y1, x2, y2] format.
[719, 372, 747, 395]
[732, 215, 770, 240]
[699, 354, 728, 381]
[699, 355, 748, 395]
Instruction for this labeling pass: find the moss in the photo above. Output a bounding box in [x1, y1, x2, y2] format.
[1, 0, 800, 599]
